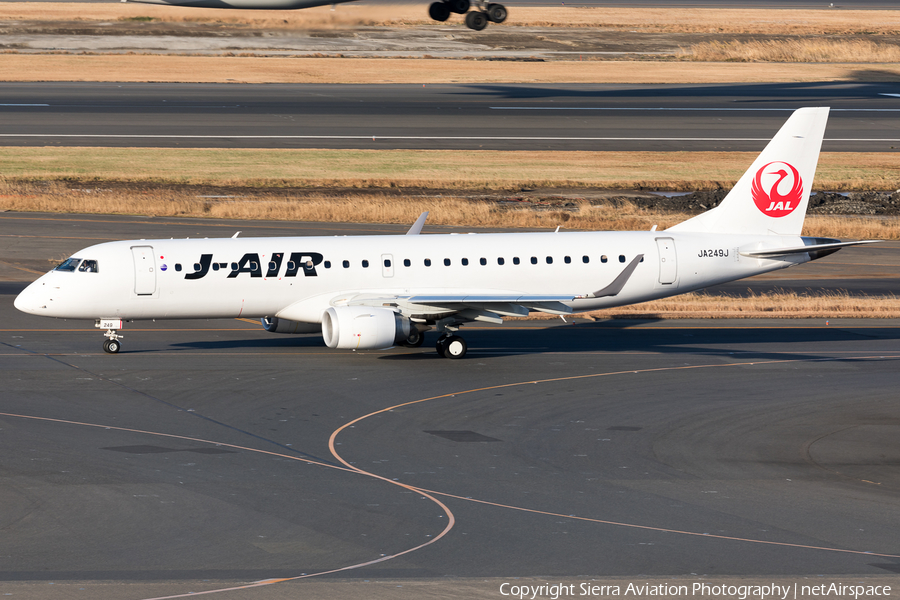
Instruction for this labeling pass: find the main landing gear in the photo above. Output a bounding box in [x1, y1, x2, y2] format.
[96, 318, 123, 354]
[428, 0, 507, 31]
[436, 334, 467, 359]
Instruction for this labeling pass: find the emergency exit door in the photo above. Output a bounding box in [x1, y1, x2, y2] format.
[655, 238, 677, 285]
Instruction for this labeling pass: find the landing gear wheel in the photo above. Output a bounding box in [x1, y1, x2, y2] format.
[443, 335, 467, 359]
[404, 328, 425, 348]
[103, 339, 120, 354]
[465, 10, 489, 30]
[448, 0, 469, 13]
[436, 335, 450, 357]
[429, 1, 451, 21]
[486, 3, 507, 23]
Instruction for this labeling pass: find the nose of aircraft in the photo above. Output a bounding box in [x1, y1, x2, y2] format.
[14, 280, 45, 315]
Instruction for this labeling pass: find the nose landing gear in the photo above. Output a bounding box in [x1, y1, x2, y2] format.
[96, 319, 123, 354]
[428, 0, 507, 30]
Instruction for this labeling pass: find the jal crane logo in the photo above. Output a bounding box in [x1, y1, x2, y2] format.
[751, 161, 804, 218]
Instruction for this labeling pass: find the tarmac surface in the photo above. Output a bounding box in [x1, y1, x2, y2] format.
[1, 212, 900, 599]
[2, 82, 900, 150]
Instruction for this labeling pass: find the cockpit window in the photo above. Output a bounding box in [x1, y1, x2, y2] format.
[79, 259, 99, 273]
[54, 258, 81, 272]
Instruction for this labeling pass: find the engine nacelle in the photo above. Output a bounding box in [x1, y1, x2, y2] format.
[261, 317, 321, 334]
[321, 306, 411, 350]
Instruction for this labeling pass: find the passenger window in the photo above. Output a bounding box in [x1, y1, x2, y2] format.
[384, 259, 391, 268]
[462, 258, 469, 266]
[212, 263, 219, 271]
[601, 255, 608, 263]
[530, 257, 537, 265]
[55, 258, 81, 272]
[324, 261, 331, 269]
[582, 256, 589, 263]
[444, 258, 451, 266]
[267, 261, 277, 272]
[342, 260, 350, 268]
[362, 260, 369, 268]
[78, 259, 99, 273]
[564, 256, 571, 264]
[425, 259, 431, 267]
[404, 259, 411, 267]
[546, 256, 553, 264]
[479, 258, 487, 266]
[513, 257, 520, 265]
[619, 255, 626, 263]
[498, 257, 505, 265]
[175, 264, 182, 272]
[231, 262, 239, 270]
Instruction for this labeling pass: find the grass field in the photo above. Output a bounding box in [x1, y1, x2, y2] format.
[540, 290, 900, 320]
[2, 149, 898, 190]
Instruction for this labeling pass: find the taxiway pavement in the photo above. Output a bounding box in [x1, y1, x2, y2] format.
[1, 213, 899, 599]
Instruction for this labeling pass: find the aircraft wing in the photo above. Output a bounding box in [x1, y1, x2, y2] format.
[344, 254, 645, 321]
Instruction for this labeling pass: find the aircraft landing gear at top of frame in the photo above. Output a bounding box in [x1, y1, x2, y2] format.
[428, 0, 507, 30]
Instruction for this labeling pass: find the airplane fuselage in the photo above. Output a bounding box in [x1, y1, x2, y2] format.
[15, 230, 807, 323]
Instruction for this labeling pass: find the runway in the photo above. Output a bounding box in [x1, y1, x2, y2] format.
[2, 82, 899, 150]
[2, 213, 900, 599]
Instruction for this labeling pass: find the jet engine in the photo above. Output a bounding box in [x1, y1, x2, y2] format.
[261, 316, 321, 334]
[321, 306, 411, 350]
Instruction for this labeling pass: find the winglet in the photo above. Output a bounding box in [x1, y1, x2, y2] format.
[584, 254, 643, 298]
[406, 212, 429, 235]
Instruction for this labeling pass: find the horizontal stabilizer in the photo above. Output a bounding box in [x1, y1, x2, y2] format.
[741, 240, 879, 259]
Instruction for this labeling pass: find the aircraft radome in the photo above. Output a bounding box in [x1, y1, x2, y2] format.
[14, 107, 877, 359]
[122, 0, 507, 31]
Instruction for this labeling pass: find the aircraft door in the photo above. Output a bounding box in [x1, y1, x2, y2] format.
[131, 245, 157, 295]
[655, 237, 677, 285]
[381, 254, 394, 278]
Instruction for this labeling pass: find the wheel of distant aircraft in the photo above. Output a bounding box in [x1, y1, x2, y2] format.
[486, 3, 507, 23]
[429, 1, 451, 21]
[447, 0, 470, 13]
[103, 339, 121, 354]
[464, 10, 489, 30]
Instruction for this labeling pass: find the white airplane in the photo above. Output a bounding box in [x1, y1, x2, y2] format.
[14, 107, 876, 359]
[123, 0, 507, 31]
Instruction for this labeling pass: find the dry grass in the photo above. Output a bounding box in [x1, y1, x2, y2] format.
[1, 149, 898, 192]
[3, 4, 900, 35]
[566, 290, 900, 319]
[1, 180, 898, 240]
[5, 54, 900, 85]
[684, 39, 900, 62]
